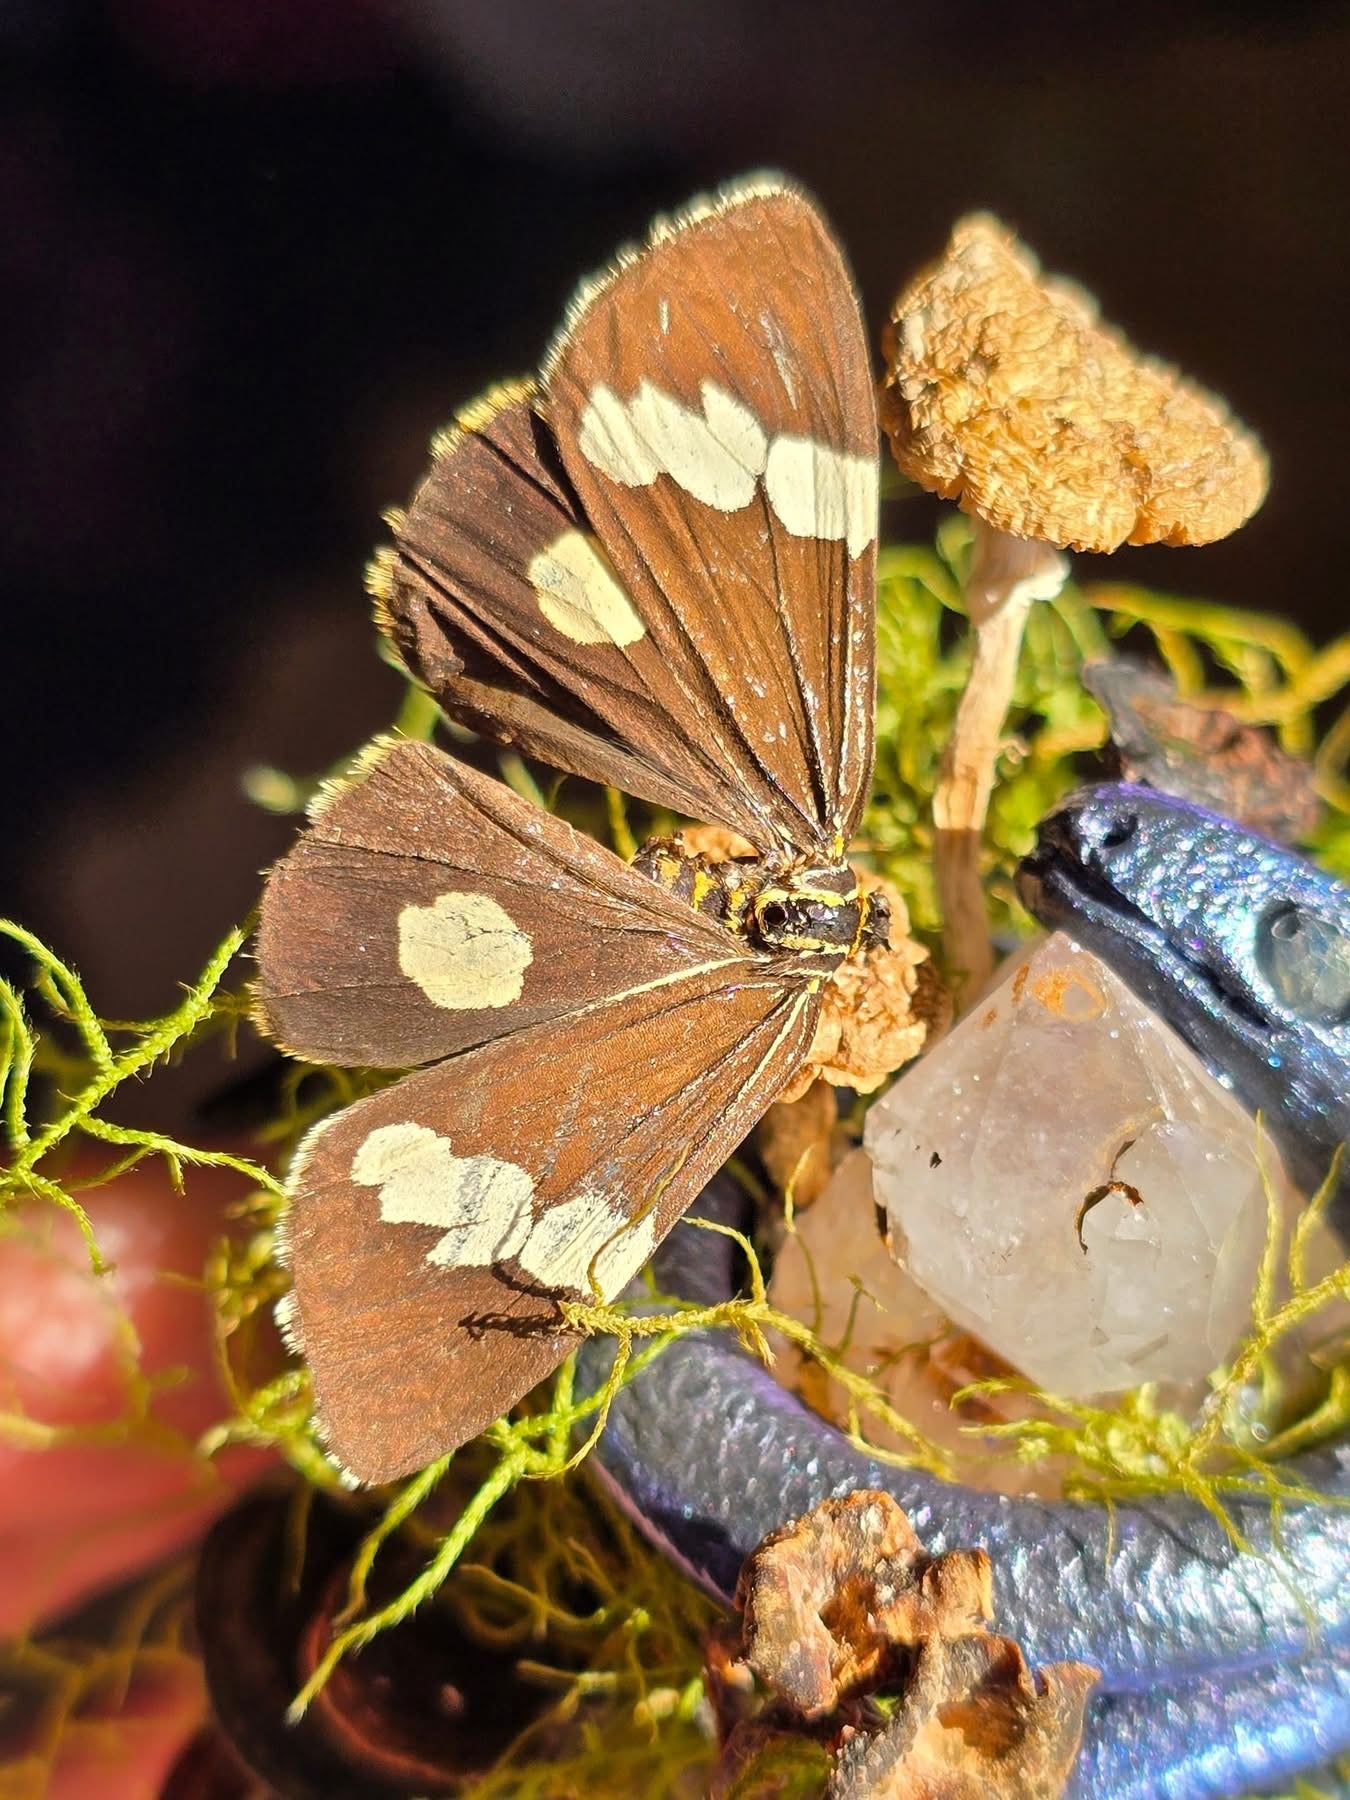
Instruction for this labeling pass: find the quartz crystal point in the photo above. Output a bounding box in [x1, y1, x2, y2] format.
[865, 933, 1281, 1396]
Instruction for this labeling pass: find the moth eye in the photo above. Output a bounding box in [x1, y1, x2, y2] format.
[1256, 904, 1350, 1023]
[760, 902, 788, 934]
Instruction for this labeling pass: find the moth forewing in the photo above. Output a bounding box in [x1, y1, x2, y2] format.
[377, 178, 879, 862]
[380, 382, 775, 840]
[280, 971, 819, 1483]
[255, 737, 753, 1070]
[543, 177, 880, 854]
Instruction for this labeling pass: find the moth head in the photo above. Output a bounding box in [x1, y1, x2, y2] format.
[751, 865, 882, 959]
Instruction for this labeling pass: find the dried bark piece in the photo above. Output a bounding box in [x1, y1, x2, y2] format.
[828, 1633, 1099, 1800]
[1084, 657, 1322, 842]
[712, 1492, 1097, 1799]
[736, 1491, 993, 1720]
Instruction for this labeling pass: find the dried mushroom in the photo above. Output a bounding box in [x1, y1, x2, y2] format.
[882, 216, 1266, 553]
[829, 1633, 1099, 1800]
[881, 214, 1267, 994]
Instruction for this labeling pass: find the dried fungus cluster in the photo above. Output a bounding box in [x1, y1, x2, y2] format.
[881, 213, 1267, 554]
[879, 213, 1269, 993]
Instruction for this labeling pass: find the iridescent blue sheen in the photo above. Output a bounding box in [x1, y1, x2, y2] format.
[1070, 1648, 1350, 1797]
[590, 795, 1350, 1795]
[1018, 783, 1349, 1218]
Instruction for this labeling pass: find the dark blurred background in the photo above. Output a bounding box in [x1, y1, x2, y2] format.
[4, 0, 1348, 1095]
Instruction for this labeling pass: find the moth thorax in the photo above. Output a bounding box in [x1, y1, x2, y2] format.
[750, 864, 889, 960]
[629, 837, 759, 932]
[631, 838, 889, 961]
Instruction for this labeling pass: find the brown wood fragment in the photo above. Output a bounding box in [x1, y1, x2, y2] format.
[736, 1492, 992, 1720]
[1083, 658, 1322, 843]
[828, 1635, 1099, 1800]
[710, 1489, 1100, 1800]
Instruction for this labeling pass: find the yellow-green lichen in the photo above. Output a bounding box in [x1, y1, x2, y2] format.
[0, 1561, 197, 1799]
[3, 533, 1350, 1794]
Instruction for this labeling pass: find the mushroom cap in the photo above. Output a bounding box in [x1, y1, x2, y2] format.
[881, 214, 1268, 553]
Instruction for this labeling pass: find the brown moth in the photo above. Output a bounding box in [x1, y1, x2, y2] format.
[256, 176, 884, 1483]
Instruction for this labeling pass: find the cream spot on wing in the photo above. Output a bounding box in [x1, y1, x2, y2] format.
[352, 1122, 533, 1270]
[697, 381, 770, 481]
[516, 1194, 658, 1299]
[627, 380, 762, 509]
[576, 381, 876, 555]
[528, 529, 645, 646]
[576, 378, 768, 511]
[764, 436, 879, 559]
[398, 891, 532, 1010]
[576, 383, 660, 485]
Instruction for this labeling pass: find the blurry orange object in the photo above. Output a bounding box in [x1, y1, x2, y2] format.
[44, 1649, 208, 1800]
[0, 1158, 277, 1636]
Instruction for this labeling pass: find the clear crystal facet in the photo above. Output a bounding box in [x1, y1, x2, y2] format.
[864, 933, 1281, 1396]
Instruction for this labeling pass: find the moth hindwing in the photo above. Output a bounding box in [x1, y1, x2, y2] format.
[258, 176, 881, 1482]
[262, 739, 819, 1482]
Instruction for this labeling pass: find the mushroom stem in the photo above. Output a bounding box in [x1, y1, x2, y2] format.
[935, 522, 1068, 1001]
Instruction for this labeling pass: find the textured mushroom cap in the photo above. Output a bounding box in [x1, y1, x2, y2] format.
[881, 215, 1268, 553]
